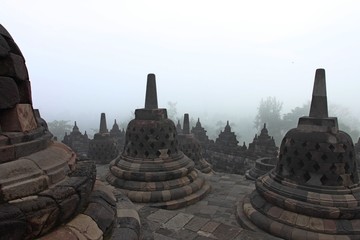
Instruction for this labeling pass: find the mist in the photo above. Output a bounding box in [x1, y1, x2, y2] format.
[2, 0, 360, 144]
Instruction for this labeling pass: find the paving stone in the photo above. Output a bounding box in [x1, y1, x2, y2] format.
[200, 221, 220, 233]
[196, 231, 217, 239]
[147, 209, 178, 223]
[172, 228, 198, 240]
[156, 228, 175, 237]
[198, 205, 219, 215]
[153, 232, 176, 240]
[212, 223, 241, 239]
[111, 227, 139, 240]
[163, 212, 194, 231]
[184, 216, 210, 232]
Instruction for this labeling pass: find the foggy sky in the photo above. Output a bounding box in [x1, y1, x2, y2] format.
[2, 0, 360, 140]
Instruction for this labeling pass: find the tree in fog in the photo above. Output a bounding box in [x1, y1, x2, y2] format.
[282, 102, 310, 133]
[254, 96, 283, 144]
[167, 101, 178, 121]
[47, 120, 72, 140]
[329, 103, 360, 141]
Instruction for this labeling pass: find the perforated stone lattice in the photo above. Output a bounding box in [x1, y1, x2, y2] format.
[180, 139, 201, 160]
[123, 119, 179, 159]
[276, 130, 358, 187]
[89, 141, 118, 161]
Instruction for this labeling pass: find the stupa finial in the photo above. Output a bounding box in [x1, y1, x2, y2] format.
[183, 113, 190, 134]
[73, 121, 79, 132]
[145, 73, 158, 109]
[99, 113, 108, 134]
[309, 68, 328, 118]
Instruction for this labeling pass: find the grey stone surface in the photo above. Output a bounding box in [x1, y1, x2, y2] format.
[96, 165, 280, 240]
[184, 216, 209, 232]
[147, 209, 178, 223]
[163, 212, 194, 231]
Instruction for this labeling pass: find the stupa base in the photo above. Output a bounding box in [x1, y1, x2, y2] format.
[236, 193, 360, 240]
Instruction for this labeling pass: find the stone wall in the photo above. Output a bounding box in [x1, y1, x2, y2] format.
[205, 149, 254, 175]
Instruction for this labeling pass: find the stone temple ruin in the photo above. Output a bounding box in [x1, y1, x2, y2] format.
[245, 123, 278, 180]
[247, 123, 278, 159]
[110, 119, 126, 152]
[215, 121, 239, 148]
[237, 69, 360, 239]
[177, 113, 213, 174]
[62, 121, 89, 158]
[106, 74, 211, 209]
[0, 24, 116, 239]
[88, 112, 119, 164]
[205, 121, 251, 174]
[191, 118, 210, 146]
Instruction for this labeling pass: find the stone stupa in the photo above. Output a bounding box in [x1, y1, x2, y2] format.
[107, 74, 210, 209]
[178, 113, 213, 174]
[191, 118, 210, 146]
[247, 123, 278, 159]
[110, 119, 126, 152]
[237, 69, 360, 239]
[0, 24, 116, 240]
[88, 113, 119, 164]
[216, 121, 239, 148]
[62, 121, 89, 158]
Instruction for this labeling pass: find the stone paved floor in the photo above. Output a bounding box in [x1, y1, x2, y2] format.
[96, 165, 281, 240]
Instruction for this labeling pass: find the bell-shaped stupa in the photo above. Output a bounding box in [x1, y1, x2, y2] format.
[107, 74, 210, 209]
[178, 113, 213, 174]
[237, 69, 360, 239]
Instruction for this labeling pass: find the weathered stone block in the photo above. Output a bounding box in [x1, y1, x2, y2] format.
[0, 24, 12, 39]
[0, 144, 15, 163]
[0, 203, 26, 240]
[66, 214, 103, 240]
[59, 176, 93, 213]
[25, 144, 70, 185]
[17, 79, 32, 104]
[15, 135, 50, 159]
[0, 104, 37, 132]
[92, 180, 116, 203]
[0, 77, 19, 109]
[39, 185, 80, 223]
[0, 45, 8, 57]
[0, 158, 48, 201]
[13, 196, 59, 239]
[0, 53, 28, 81]
[0, 36, 10, 57]
[111, 227, 139, 240]
[0, 135, 8, 145]
[84, 202, 116, 234]
[39, 227, 79, 240]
